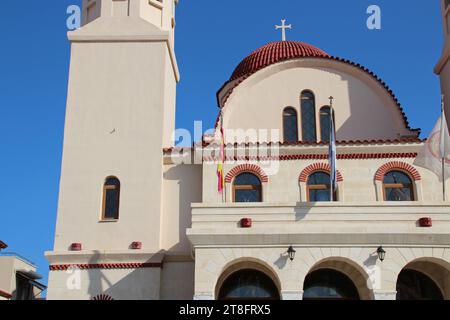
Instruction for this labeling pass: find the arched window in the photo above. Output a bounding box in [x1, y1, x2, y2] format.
[218, 269, 280, 300]
[303, 269, 360, 300]
[233, 173, 262, 203]
[383, 171, 414, 201]
[301, 91, 317, 142]
[307, 171, 335, 202]
[102, 177, 121, 220]
[320, 106, 332, 142]
[283, 107, 298, 143]
[397, 269, 443, 300]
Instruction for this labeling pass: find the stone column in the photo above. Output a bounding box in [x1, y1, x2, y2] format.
[373, 290, 397, 300]
[193, 293, 214, 300]
[281, 290, 303, 300]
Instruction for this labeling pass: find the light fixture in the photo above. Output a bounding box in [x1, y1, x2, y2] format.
[377, 246, 386, 262]
[287, 246, 296, 261]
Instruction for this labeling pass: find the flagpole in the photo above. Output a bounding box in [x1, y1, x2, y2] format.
[441, 95, 446, 201]
[329, 96, 334, 202]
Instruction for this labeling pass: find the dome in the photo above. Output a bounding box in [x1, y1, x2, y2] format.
[230, 41, 330, 81]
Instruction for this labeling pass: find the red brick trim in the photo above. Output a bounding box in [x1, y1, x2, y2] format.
[299, 163, 344, 183]
[374, 161, 421, 181]
[0, 289, 12, 299]
[49, 262, 162, 271]
[225, 164, 269, 183]
[202, 153, 418, 162]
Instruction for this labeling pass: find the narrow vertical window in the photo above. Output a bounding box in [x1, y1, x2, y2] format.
[301, 91, 317, 142]
[102, 177, 120, 220]
[320, 106, 332, 142]
[283, 107, 298, 143]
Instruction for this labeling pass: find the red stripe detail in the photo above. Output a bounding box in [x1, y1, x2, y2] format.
[49, 262, 163, 271]
[225, 164, 269, 183]
[374, 161, 421, 181]
[202, 153, 418, 162]
[299, 163, 344, 183]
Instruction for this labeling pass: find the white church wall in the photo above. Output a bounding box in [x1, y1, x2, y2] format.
[221, 59, 415, 143]
[160, 261, 195, 300]
[47, 267, 161, 300]
[161, 164, 202, 253]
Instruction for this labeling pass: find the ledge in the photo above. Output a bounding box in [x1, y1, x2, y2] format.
[44, 250, 165, 265]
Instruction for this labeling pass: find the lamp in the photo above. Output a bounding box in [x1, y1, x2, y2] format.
[377, 246, 386, 262]
[287, 246, 296, 261]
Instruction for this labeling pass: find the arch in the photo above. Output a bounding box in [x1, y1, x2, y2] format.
[299, 163, 344, 183]
[225, 164, 269, 183]
[300, 90, 317, 142]
[283, 107, 299, 143]
[396, 258, 450, 300]
[303, 257, 375, 300]
[215, 258, 281, 300]
[303, 268, 360, 300]
[374, 161, 421, 181]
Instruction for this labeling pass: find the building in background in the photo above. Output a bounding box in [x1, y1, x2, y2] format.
[45, 0, 450, 300]
[0, 242, 46, 300]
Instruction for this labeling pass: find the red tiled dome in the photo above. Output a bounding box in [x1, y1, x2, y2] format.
[230, 41, 330, 81]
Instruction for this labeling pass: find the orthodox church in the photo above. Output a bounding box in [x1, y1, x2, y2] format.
[46, 0, 450, 300]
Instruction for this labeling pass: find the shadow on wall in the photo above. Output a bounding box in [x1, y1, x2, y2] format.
[336, 70, 411, 141]
[163, 164, 202, 253]
[87, 250, 166, 300]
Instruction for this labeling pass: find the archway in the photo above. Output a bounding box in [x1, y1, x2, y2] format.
[218, 269, 280, 300]
[396, 259, 450, 300]
[215, 259, 281, 300]
[302, 257, 374, 300]
[303, 269, 359, 300]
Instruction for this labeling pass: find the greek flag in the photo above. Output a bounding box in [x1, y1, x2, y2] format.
[329, 107, 337, 200]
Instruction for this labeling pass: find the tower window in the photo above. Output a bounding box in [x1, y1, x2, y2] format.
[383, 171, 414, 201]
[320, 106, 332, 142]
[283, 107, 298, 143]
[102, 177, 121, 220]
[301, 91, 317, 142]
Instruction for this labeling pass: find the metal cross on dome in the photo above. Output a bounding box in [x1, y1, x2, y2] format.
[275, 19, 292, 41]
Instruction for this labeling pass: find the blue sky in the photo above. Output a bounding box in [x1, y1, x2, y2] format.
[0, 1, 444, 289]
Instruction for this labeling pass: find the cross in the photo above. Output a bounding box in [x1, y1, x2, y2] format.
[275, 19, 292, 41]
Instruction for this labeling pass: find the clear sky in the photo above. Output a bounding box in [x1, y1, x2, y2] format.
[0, 1, 444, 289]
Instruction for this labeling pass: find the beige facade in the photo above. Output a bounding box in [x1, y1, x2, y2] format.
[46, 1, 450, 300]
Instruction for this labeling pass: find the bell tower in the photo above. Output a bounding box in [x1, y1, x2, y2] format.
[436, 0, 450, 123]
[46, 0, 180, 299]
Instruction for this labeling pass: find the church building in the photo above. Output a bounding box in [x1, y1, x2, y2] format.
[45, 0, 450, 300]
